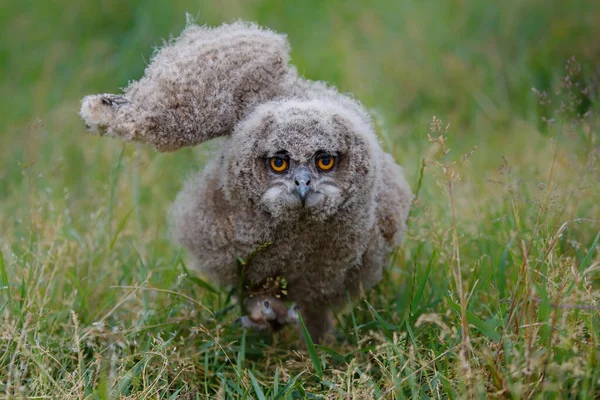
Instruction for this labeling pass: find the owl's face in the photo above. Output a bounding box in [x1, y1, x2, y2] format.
[223, 100, 380, 222]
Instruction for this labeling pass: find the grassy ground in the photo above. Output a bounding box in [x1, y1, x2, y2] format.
[1, 0, 600, 398]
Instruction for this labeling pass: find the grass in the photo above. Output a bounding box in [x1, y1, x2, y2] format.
[1, 0, 600, 398]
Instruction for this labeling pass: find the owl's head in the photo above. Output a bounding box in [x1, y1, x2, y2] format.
[221, 99, 381, 222]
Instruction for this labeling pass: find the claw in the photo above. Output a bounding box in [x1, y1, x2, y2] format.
[101, 95, 128, 107]
[285, 303, 300, 324]
[262, 300, 277, 321]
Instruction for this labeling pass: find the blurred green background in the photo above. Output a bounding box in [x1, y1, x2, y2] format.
[1, 0, 600, 397]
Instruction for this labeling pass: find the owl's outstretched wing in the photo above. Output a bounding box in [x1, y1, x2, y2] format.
[80, 21, 290, 151]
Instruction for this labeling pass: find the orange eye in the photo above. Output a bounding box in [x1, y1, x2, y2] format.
[269, 157, 288, 173]
[317, 155, 335, 171]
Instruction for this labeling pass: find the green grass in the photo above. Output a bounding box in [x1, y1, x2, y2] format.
[2, 0, 600, 398]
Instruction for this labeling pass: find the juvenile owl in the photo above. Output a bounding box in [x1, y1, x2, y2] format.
[80, 21, 413, 341]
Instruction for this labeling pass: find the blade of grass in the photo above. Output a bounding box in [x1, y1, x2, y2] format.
[0, 251, 10, 308]
[566, 230, 600, 296]
[273, 367, 279, 397]
[411, 250, 436, 316]
[168, 388, 183, 400]
[365, 301, 396, 340]
[317, 345, 348, 363]
[405, 320, 417, 346]
[218, 374, 245, 397]
[19, 275, 26, 313]
[298, 312, 323, 379]
[180, 260, 218, 294]
[346, 291, 360, 345]
[579, 230, 600, 273]
[109, 206, 135, 251]
[204, 349, 209, 398]
[448, 299, 501, 342]
[248, 370, 266, 400]
[408, 158, 425, 220]
[273, 371, 305, 400]
[495, 240, 512, 300]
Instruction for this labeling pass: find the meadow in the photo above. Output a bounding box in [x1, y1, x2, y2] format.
[1, 0, 600, 398]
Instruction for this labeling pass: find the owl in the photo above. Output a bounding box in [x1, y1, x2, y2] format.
[80, 21, 413, 342]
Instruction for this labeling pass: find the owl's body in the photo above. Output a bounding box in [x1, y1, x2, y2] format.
[172, 148, 410, 336]
[80, 21, 413, 340]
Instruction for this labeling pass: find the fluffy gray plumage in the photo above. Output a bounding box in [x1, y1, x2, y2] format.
[80, 21, 413, 341]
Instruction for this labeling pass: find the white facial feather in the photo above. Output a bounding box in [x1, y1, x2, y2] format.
[262, 185, 286, 205]
[317, 183, 342, 198]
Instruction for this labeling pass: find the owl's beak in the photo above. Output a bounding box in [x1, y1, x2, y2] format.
[294, 168, 312, 206]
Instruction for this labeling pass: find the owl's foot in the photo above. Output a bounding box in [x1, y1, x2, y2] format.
[236, 297, 300, 331]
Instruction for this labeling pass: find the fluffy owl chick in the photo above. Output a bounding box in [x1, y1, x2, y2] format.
[80, 21, 413, 342]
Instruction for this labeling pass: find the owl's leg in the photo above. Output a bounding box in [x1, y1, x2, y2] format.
[297, 305, 333, 344]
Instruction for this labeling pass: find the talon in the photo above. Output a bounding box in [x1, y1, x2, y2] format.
[286, 304, 300, 324]
[101, 95, 128, 107]
[262, 300, 277, 321]
[237, 316, 253, 328]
